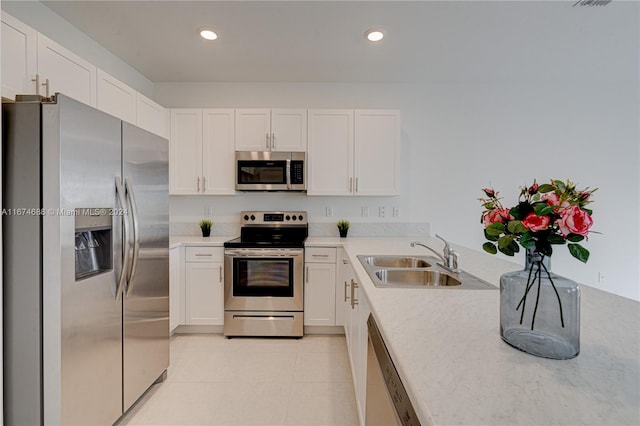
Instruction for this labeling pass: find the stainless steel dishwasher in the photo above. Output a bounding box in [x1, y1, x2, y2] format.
[366, 314, 420, 426]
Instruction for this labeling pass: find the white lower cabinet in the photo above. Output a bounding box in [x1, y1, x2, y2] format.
[184, 246, 224, 325]
[304, 247, 337, 326]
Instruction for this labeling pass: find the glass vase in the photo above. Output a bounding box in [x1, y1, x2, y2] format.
[500, 248, 580, 359]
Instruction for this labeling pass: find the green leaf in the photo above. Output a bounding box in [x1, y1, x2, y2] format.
[507, 220, 526, 234]
[533, 203, 554, 216]
[547, 233, 566, 245]
[509, 206, 524, 220]
[567, 234, 584, 243]
[538, 184, 554, 193]
[483, 242, 497, 255]
[554, 180, 566, 191]
[498, 235, 515, 249]
[538, 241, 553, 257]
[484, 229, 499, 242]
[519, 231, 535, 249]
[498, 243, 516, 256]
[485, 222, 505, 237]
[568, 243, 590, 263]
[509, 240, 520, 254]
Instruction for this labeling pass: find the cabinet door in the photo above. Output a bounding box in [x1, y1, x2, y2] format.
[1, 13, 37, 99]
[307, 109, 354, 196]
[169, 247, 184, 332]
[271, 109, 307, 152]
[335, 251, 351, 328]
[37, 33, 97, 106]
[235, 108, 270, 151]
[136, 93, 168, 138]
[170, 109, 202, 194]
[203, 109, 236, 194]
[185, 262, 224, 325]
[354, 288, 370, 423]
[354, 110, 400, 196]
[304, 262, 337, 326]
[96, 69, 136, 123]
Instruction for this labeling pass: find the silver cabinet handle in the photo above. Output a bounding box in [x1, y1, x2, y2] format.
[42, 78, 50, 98]
[266, 133, 270, 149]
[32, 74, 40, 95]
[197, 176, 200, 192]
[219, 265, 223, 283]
[306, 266, 310, 284]
[350, 279, 359, 309]
[355, 177, 359, 193]
[202, 176, 206, 193]
[349, 177, 353, 192]
[344, 280, 350, 302]
[195, 253, 213, 256]
[125, 177, 140, 297]
[312, 254, 329, 258]
[115, 177, 131, 302]
[271, 133, 275, 150]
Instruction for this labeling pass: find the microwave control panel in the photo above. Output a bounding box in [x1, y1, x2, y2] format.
[291, 161, 304, 184]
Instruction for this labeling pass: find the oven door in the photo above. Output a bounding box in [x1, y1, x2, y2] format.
[224, 248, 304, 311]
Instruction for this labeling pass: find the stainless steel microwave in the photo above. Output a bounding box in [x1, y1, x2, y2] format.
[235, 151, 306, 191]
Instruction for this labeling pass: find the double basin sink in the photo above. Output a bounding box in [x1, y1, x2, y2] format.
[357, 255, 496, 290]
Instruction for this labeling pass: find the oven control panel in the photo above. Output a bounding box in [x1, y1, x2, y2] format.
[241, 211, 307, 225]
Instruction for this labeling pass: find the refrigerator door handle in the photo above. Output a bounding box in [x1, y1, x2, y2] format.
[125, 177, 141, 296]
[115, 177, 131, 301]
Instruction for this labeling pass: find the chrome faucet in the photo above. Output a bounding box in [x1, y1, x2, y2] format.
[411, 234, 460, 273]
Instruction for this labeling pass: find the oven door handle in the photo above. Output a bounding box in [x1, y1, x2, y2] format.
[225, 249, 304, 257]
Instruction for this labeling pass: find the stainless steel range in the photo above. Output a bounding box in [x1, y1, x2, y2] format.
[223, 211, 308, 337]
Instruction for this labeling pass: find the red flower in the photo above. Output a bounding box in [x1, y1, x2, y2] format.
[557, 206, 593, 237]
[521, 213, 551, 232]
[482, 188, 496, 198]
[483, 208, 513, 228]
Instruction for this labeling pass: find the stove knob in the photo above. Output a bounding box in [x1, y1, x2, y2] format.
[243, 214, 249, 221]
[298, 215, 304, 221]
[292, 215, 297, 220]
[250, 214, 256, 221]
[286, 215, 291, 221]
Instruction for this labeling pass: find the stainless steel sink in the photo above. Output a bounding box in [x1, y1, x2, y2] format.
[374, 269, 461, 287]
[357, 254, 496, 290]
[361, 256, 431, 268]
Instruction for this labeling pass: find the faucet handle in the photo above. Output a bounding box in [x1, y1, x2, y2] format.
[435, 234, 451, 254]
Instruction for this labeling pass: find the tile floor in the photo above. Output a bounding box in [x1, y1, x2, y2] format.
[118, 334, 359, 426]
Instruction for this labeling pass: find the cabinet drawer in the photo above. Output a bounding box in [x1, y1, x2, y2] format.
[305, 247, 337, 263]
[185, 246, 223, 262]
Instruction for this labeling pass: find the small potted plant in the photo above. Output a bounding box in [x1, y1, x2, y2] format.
[337, 220, 350, 238]
[199, 219, 213, 238]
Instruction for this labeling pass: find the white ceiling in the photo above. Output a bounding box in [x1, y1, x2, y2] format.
[41, 0, 638, 84]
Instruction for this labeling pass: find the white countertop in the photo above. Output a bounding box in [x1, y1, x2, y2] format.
[336, 237, 640, 426]
[171, 235, 640, 424]
[169, 236, 232, 249]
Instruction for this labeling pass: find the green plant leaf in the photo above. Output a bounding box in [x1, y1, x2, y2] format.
[554, 180, 566, 191]
[547, 233, 566, 245]
[483, 242, 497, 255]
[538, 184, 554, 193]
[498, 243, 516, 256]
[509, 240, 520, 253]
[567, 234, 584, 242]
[498, 235, 514, 249]
[484, 229, 499, 242]
[485, 222, 505, 237]
[509, 206, 524, 220]
[507, 220, 526, 234]
[533, 203, 554, 216]
[537, 241, 553, 257]
[519, 231, 535, 249]
[568, 243, 590, 263]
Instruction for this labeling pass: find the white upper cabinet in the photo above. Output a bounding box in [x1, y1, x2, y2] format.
[1, 13, 37, 99]
[354, 110, 401, 196]
[37, 33, 97, 107]
[96, 69, 136, 123]
[308, 109, 400, 196]
[235, 108, 307, 152]
[307, 109, 354, 196]
[136, 92, 168, 138]
[170, 108, 235, 195]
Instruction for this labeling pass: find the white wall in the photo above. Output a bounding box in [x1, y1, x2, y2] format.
[156, 81, 639, 301]
[0, 1, 154, 97]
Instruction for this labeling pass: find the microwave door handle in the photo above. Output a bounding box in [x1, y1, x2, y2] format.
[286, 158, 291, 189]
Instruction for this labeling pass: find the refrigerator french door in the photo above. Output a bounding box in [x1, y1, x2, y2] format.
[3, 94, 169, 425]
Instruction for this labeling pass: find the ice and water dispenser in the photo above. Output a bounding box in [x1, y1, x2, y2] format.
[74, 209, 112, 281]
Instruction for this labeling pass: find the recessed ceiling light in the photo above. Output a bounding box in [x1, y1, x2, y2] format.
[365, 29, 384, 42]
[199, 28, 218, 41]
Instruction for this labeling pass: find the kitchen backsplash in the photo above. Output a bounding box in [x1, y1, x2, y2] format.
[170, 220, 430, 238]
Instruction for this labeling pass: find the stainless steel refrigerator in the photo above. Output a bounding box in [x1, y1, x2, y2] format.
[3, 94, 169, 425]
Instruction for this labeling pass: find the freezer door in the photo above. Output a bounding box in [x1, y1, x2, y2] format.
[47, 94, 124, 425]
[122, 122, 170, 412]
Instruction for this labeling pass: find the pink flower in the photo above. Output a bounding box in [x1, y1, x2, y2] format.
[522, 213, 551, 232]
[542, 192, 570, 211]
[482, 208, 513, 228]
[557, 206, 593, 237]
